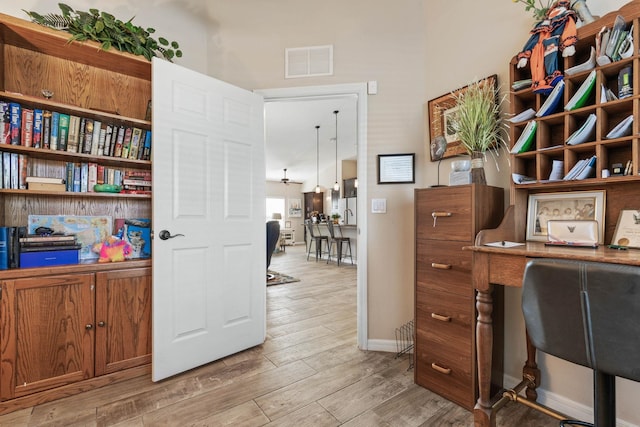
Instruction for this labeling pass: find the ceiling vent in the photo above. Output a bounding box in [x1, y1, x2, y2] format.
[285, 45, 333, 79]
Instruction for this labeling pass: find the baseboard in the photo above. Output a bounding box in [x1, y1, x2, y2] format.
[366, 339, 397, 353]
[503, 374, 638, 427]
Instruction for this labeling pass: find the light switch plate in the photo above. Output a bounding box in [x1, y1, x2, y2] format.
[371, 198, 386, 213]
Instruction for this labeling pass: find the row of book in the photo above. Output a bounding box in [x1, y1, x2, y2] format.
[0, 227, 80, 270]
[0, 150, 150, 192]
[0, 100, 151, 161]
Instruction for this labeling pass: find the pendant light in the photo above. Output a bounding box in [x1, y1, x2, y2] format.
[315, 125, 321, 193]
[333, 110, 340, 192]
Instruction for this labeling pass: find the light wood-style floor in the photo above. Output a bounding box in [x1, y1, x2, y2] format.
[0, 244, 559, 426]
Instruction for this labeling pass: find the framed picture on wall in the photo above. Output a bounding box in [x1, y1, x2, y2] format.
[288, 198, 302, 218]
[377, 153, 415, 184]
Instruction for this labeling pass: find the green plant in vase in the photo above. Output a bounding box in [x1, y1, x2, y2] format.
[450, 76, 509, 185]
[331, 213, 341, 224]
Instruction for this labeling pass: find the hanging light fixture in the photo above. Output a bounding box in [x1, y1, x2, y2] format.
[315, 125, 321, 193]
[333, 110, 340, 192]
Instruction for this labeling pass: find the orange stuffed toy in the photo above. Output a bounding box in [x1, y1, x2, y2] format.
[93, 236, 132, 262]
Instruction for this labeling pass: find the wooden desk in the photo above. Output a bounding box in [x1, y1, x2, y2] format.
[468, 233, 640, 427]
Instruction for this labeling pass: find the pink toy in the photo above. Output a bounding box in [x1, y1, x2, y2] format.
[93, 236, 132, 263]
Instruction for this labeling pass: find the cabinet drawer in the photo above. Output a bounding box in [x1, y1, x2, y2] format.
[415, 186, 472, 241]
[416, 240, 473, 296]
[416, 287, 474, 329]
[414, 328, 474, 409]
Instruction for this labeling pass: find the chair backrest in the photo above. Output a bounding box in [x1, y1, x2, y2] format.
[266, 220, 280, 269]
[522, 258, 640, 382]
[326, 221, 337, 238]
[305, 220, 320, 238]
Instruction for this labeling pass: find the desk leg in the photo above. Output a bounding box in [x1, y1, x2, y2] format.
[475, 285, 496, 427]
[523, 330, 540, 401]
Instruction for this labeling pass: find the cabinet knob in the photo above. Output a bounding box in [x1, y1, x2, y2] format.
[98, 321, 106, 327]
[85, 324, 93, 330]
[431, 363, 452, 375]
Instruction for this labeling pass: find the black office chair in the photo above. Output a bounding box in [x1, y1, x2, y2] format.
[266, 220, 280, 280]
[326, 221, 352, 266]
[522, 258, 640, 427]
[305, 220, 328, 261]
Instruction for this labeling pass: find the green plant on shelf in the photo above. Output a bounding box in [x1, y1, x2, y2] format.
[23, 3, 182, 62]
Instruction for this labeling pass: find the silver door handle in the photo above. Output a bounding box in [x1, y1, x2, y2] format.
[159, 230, 185, 240]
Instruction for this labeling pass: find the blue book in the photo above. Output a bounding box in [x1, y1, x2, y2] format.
[32, 108, 43, 148]
[50, 111, 60, 150]
[0, 227, 9, 270]
[9, 102, 21, 145]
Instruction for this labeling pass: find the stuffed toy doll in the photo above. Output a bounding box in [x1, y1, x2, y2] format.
[93, 236, 132, 262]
[516, 0, 578, 94]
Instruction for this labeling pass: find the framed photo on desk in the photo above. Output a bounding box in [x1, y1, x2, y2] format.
[526, 191, 605, 242]
[611, 210, 640, 247]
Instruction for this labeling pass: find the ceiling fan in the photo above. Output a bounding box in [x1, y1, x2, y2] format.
[280, 168, 302, 185]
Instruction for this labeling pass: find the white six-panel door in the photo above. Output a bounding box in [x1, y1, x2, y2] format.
[151, 58, 265, 381]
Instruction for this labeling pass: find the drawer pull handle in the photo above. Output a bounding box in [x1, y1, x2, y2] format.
[431, 262, 452, 270]
[431, 313, 451, 322]
[431, 211, 452, 227]
[431, 363, 452, 375]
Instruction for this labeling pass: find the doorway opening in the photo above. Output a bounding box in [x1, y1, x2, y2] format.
[257, 83, 368, 349]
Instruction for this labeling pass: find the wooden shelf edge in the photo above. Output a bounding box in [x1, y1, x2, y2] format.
[0, 188, 151, 198]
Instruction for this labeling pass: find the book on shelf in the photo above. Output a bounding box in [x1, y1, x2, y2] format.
[564, 155, 597, 180]
[88, 163, 98, 192]
[549, 159, 564, 181]
[20, 234, 76, 243]
[566, 113, 596, 146]
[536, 80, 564, 117]
[27, 182, 66, 192]
[510, 120, 537, 154]
[565, 46, 596, 76]
[20, 243, 81, 253]
[113, 125, 125, 157]
[511, 79, 532, 91]
[20, 108, 34, 147]
[604, 15, 626, 60]
[91, 120, 102, 155]
[606, 115, 633, 139]
[564, 70, 596, 111]
[128, 127, 142, 160]
[120, 127, 133, 159]
[8, 226, 26, 268]
[57, 113, 70, 151]
[103, 125, 113, 156]
[2, 152, 9, 188]
[0, 101, 10, 144]
[18, 154, 27, 190]
[600, 83, 618, 103]
[9, 102, 21, 145]
[81, 118, 94, 154]
[50, 111, 59, 150]
[618, 65, 632, 99]
[0, 226, 9, 270]
[512, 173, 537, 184]
[9, 153, 18, 189]
[26, 176, 65, 184]
[42, 110, 51, 149]
[32, 109, 43, 148]
[508, 108, 536, 123]
[66, 114, 81, 153]
[96, 126, 106, 156]
[142, 130, 151, 160]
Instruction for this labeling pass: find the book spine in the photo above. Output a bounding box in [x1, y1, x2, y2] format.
[21, 108, 34, 147]
[0, 227, 8, 270]
[50, 111, 60, 150]
[57, 113, 70, 151]
[91, 120, 101, 155]
[73, 163, 81, 192]
[2, 152, 10, 188]
[0, 101, 10, 144]
[18, 154, 28, 190]
[82, 118, 94, 154]
[9, 103, 21, 145]
[77, 117, 86, 153]
[142, 130, 152, 160]
[128, 127, 142, 159]
[121, 127, 133, 159]
[66, 115, 80, 153]
[42, 110, 51, 149]
[88, 162, 98, 192]
[97, 164, 105, 184]
[10, 152, 18, 189]
[32, 109, 43, 148]
[65, 162, 74, 192]
[80, 162, 89, 192]
[97, 127, 107, 157]
[113, 126, 125, 157]
[103, 125, 113, 157]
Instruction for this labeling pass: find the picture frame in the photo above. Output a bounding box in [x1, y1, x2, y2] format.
[427, 74, 497, 161]
[285, 220, 292, 229]
[377, 153, 415, 184]
[526, 190, 605, 242]
[288, 198, 302, 218]
[611, 210, 640, 248]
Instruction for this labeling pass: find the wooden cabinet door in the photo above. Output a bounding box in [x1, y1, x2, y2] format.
[95, 268, 151, 376]
[0, 273, 95, 400]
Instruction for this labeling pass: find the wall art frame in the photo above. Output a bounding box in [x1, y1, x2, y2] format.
[377, 153, 415, 184]
[427, 74, 497, 161]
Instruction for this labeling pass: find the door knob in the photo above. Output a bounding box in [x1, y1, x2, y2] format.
[159, 230, 185, 240]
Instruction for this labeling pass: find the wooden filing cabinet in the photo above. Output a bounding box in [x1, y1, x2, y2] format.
[414, 184, 504, 410]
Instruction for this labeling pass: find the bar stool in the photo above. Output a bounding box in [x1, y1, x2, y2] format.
[326, 221, 353, 266]
[522, 258, 640, 427]
[305, 220, 328, 261]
